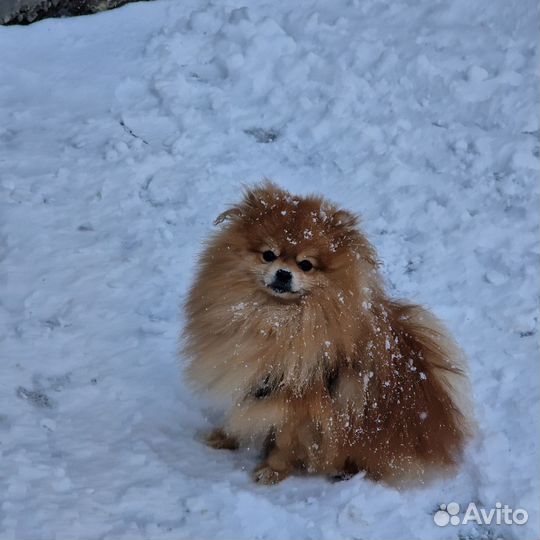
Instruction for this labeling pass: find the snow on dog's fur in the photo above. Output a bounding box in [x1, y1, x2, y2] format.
[184, 182, 475, 485]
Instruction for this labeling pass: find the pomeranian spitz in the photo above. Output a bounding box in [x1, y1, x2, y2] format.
[184, 182, 474, 486]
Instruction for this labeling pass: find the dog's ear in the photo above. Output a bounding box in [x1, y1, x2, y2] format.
[214, 181, 279, 226]
[332, 209, 358, 230]
[331, 209, 378, 266]
[214, 206, 242, 225]
[213, 206, 243, 226]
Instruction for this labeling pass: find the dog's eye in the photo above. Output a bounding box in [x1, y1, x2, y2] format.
[298, 260, 313, 272]
[262, 250, 277, 262]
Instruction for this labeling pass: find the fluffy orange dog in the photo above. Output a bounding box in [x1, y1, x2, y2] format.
[184, 182, 474, 486]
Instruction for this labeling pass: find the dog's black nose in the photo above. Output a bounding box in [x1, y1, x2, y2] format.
[275, 269, 292, 283]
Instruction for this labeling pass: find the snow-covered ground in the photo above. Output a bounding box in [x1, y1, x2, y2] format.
[0, 0, 538, 538]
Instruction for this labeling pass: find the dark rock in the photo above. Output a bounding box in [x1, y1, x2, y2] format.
[16, 386, 55, 408]
[244, 128, 279, 144]
[1, 0, 152, 25]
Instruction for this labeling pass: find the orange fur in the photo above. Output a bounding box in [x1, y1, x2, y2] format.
[183, 182, 475, 486]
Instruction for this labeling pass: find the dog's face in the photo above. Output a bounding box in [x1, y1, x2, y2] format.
[212, 183, 377, 302]
[254, 241, 322, 299]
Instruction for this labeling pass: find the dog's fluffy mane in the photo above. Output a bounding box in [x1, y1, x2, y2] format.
[184, 182, 475, 485]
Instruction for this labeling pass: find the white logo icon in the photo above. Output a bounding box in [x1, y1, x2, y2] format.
[434, 502, 460, 526]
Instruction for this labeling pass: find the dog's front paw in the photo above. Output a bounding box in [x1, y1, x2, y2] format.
[253, 464, 289, 485]
[329, 472, 355, 483]
[205, 428, 239, 450]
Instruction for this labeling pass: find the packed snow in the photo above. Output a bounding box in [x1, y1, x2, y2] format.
[0, 0, 538, 538]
